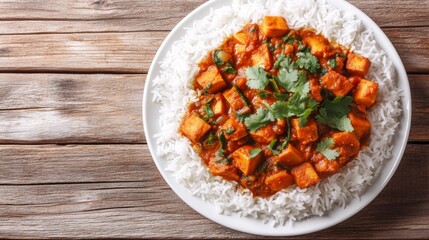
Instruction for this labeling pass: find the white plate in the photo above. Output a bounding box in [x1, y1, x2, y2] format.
[143, 0, 411, 236]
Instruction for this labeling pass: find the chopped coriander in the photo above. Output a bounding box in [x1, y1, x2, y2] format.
[216, 157, 232, 164]
[222, 61, 236, 74]
[337, 53, 347, 58]
[328, 59, 337, 68]
[317, 137, 340, 160]
[249, 148, 262, 158]
[218, 131, 227, 149]
[246, 66, 269, 90]
[277, 68, 298, 92]
[205, 132, 217, 146]
[202, 82, 212, 95]
[268, 43, 276, 52]
[244, 108, 275, 132]
[283, 35, 296, 44]
[268, 139, 278, 151]
[213, 50, 224, 66]
[274, 93, 289, 101]
[316, 96, 354, 132]
[295, 52, 321, 74]
[269, 78, 281, 94]
[299, 99, 319, 127]
[263, 38, 271, 44]
[204, 102, 214, 118]
[298, 42, 309, 52]
[270, 101, 291, 119]
[225, 128, 236, 135]
[233, 85, 251, 107]
[236, 112, 250, 122]
[319, 68, 328, 76]
[250, 26, 258, 32]
[257, 91, 269, 99]
[217, 148, 225, 157]
[274, 54, 294, 70]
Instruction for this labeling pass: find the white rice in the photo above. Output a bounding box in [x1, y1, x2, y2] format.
[151, 0, 402, 225]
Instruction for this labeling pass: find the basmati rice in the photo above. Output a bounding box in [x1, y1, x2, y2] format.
[151, 0, 402, 225]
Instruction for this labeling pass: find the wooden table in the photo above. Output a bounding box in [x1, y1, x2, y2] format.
[0, 0, 427, 239]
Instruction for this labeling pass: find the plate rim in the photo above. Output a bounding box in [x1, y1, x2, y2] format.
[143, 0, 412, 236]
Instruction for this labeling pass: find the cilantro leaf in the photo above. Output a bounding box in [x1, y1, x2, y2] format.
[204, 102, 214, 118]
[328, 59, 337, 68]
[336, 115, 354, 132]
[246, 66, 269, 90]
[205, 132, 217, 146]
[277, 68, 298, 91]
[317, 137, 340, 161]
[315, 96, 354, 132]
[222, 61, 236, 74]
[274, 54, 294, 70]
[257, 91, 269, 99]
[299, 99, 319, 127]
[296, 52, 321, 74]
[244, 108, 275, 132]
[249, 148, 262, 158]
[270, 101, 291, 119]
[213, 50, 224, 66]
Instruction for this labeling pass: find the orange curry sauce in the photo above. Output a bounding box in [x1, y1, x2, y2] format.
[179, 16, 378, 197]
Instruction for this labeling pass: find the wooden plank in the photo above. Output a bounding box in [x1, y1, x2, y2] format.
[0, 74, 145, 144]
[0, 0, 425, 34]
[0, 28, 426, 74]
[0, 73, 426, 144]
[0, 144, 426, 239]
[0, 31, 164, 73]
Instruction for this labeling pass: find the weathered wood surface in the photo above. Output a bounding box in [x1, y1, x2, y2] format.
[0, 144, 426, 239]
[0, 28, 426, 73]
[0, 0, 427, 239]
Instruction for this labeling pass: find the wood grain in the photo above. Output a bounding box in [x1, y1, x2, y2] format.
[0, 143, 426, 238]
[0, 74, 145, 143]
[0, 0, 425, 34]
[0, 28, 426, 74]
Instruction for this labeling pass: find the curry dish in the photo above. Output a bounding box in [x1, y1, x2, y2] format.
[179, 16, 378, 197]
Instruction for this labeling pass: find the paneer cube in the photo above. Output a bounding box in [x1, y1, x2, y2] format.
[315, 159, 340, 177]
[309, 78, 323, 102]
[348, 112, 371, 139]
[354, 79, 378, 107]
[265, 171, 294, 191]
[233, 32, 247, 45]
[232, 145, 263, 175]
[332, 132, 360, 165]
[221, 118, 248, 141]
[179, 114, 211, 143]
[251, 44, 273, 70]
[291, 162, 320, 189]
[211, 94, 226, 117]
[261, 16, 289, 38]
[209, 160, 239, 181]
[196, 65, 227, 94]
[250, 124, 276, 144]
[321, 70, 353, 97]
[304, 35, 330, 58]
[274, 144, 305, 167]
[346, 52, 371, 77]
[291, 119, 318, 145]
[223, 86, 251, 114]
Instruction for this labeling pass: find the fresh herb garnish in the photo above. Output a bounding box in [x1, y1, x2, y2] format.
[283, 35, 296, 44]
[244, 108, 275, 132]
[295, 52, 321, 74]
[216, 157, 232, 164]
[246, 66, 269, 90]
[316, 96, 354, 132]
[205, 132, 217, 146]
[233, 85, 251, 107]
[298, 99, 319, 127]
[337, 53, 347, 58]
[213, 50, 224, 66]
[274, 54, 294, 70]
[222, 61, 236, 74]
[317, 137, 340, 160]
[274, 93, 289, 101]
[257, 91, 269, 99]
[249, 148, 262, 158]
[218, 131, 227, 149]
[225, 128, 236, 135]
[277, 68, 299, 92]
[202, 82, 212, 95]
[298, 42, 309, 52]
[268, 140, 278, 153]
[328, 59, 337, 68]
[204, 101, 214, 118]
